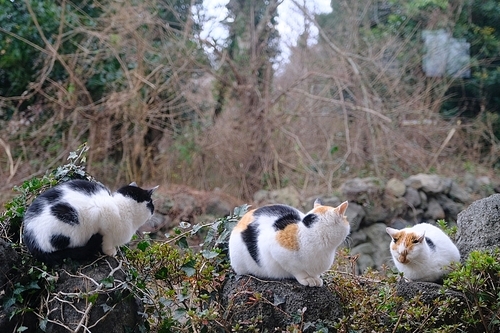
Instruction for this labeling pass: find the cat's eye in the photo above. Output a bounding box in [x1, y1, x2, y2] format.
[392, 238, 398, 242]
[412, 239, 420, 244]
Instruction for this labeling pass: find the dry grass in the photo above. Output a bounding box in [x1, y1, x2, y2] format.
[0, 0, 498, 206]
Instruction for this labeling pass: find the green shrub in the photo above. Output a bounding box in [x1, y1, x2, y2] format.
[444, 249, 500, 332]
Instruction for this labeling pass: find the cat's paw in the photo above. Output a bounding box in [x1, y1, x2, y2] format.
[103, 247, 117, 257]
[297, 276, 323, 287]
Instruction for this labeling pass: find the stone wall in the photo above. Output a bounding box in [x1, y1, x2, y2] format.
[253, 173, 497, 274]
[141, 173, 496, 273]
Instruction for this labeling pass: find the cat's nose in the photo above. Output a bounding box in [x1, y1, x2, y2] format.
[398, 251, 409, 264]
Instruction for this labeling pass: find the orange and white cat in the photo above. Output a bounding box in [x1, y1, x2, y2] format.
[228, 199, 350, 287]
[386, 223, 460, 282]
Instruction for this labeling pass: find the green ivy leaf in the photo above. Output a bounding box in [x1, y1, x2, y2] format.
[201, 250, 219, 259]
[181, 260, 196, 277]
[100, 276, 114, 288]
[176, 236, 189, 249]
[137, 240, 150, 252]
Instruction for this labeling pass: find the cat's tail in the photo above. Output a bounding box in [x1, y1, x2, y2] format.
[26, 233, 104, 266]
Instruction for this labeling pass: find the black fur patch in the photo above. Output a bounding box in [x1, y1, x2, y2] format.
[42, 187, 62, 202]
[66, 179, 108, 196]
[425, 237, 436, 251]
[302, 214, 318, 228]
[25, 199, 45, 218]
[253, 205, 301, 231]
[50, 234, 70, 250]
[241, 224, 260, 265]
[273, 215, 300, 230]
[85, 233, 104, 252]
[117, 185, 155, 214]
[51, 202, 79, 225]
[147, 201, 154, 214]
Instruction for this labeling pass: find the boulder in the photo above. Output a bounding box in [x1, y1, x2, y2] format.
[456, 193, 500, 260]
[0, 239, 19, 292]
[221, 275, 343, 331]
[386, 178, 406, 197]
[0, 253, 144, 333]
[396, 280, 465, 304]
[45, 257, 144, 333]
[395, 279, 468, 328]
[405, 174, 444, 194]
[340, 177, 385, 202]
[0, 239, 29, 333]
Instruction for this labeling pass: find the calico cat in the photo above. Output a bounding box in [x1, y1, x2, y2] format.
[386, 223, 460, 282]
[23, 179, 158, 265]
[229, 199, 350, 287]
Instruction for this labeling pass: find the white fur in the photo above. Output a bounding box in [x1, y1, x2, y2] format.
[386, 223, 461, 282]
[229, 202, 350, 287]
[24, 185, 153, 256]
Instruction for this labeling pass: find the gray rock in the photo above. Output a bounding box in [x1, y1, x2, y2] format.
[340, 178, 370, 201]
[441, 177, 454, 194]
[221, 275, 343, 331]
[424, 198, 445, 220]
[396, 280, 466, 307]
[313, 195, 341, 208]
[0, 239, 18, 291]
[340, 177, 384, 202]
[448, 181, 471, 203]
[255, 186, 301, 208]
[346, 202, 365, 232]
[419, 190, 428, 209]
[206, 195, 234, 217]
[350, 243, 376, 273]
[351, 223, 393, 274]
[46, 257, 144, 333]
[388, 219, 413, 230]
[477, 176, 491, 187]
[363, 204, 389, 226]
[464, 173, 478, 192]
[405, 174, 444, 194]
[403, 187, 421, 208]
[456, 194, 500, 260]
[404, 208, 424, 223]
[394, 280, 473, 332]
[386, 178, 406, 197]
[436, 194, 464, 220]
[348, 228, 367, 248]
[0, 239, 28, 333]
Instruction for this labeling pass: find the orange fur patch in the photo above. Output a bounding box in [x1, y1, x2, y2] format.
[390, 230, 423, 264]
[276, 224, 299, 251]
[312, 206, 329, 214]
[233, 210, 256, 232]
[311, 203, 350, 227]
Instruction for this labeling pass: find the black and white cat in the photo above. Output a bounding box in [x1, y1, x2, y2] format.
[22, 179, 158, 264]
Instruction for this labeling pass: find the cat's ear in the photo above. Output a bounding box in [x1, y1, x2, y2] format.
[148, 185, 159, 195]
[336, 201, 348, 216]
[129, 182, 138, 187]
[314, 198, 322, 207]
[417, 232, 425, 243]
[386, 227, 398, 238]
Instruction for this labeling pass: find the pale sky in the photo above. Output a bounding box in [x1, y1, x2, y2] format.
[198, 0, 332, 64]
